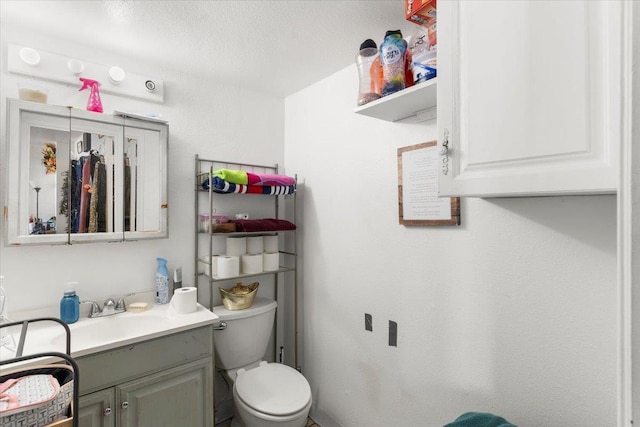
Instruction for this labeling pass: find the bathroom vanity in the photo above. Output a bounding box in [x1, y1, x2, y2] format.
[1, 303, 217, 427]
[76, 326, 213, 427]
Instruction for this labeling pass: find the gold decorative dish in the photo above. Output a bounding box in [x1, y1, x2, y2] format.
[219, 282, 259, 310]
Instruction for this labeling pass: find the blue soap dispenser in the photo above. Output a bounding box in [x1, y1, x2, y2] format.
[60, 284, 80, 324]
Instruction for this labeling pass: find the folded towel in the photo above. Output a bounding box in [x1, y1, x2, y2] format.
[212, 169, 296, 186]
[203, 177, 295, 195]
[212, 169, 247, 184]
[247, 172, 296, 186]
[444, 412, 517, 427]
[231, 219, 296, 232]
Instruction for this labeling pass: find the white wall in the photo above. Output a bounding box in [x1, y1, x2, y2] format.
[285, 66, 618, 426]
[0, 23, 285, 313]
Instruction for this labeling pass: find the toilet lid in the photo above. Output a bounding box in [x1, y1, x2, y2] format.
[235, 363, 311, 416]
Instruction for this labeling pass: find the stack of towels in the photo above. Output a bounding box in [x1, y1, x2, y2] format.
[203, 169, 296, 195]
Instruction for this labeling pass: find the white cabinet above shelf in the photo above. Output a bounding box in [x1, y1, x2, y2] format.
[353, 78, 437, 122]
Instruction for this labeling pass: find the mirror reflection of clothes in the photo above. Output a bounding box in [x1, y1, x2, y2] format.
[124, 157, 131, 231]
[78, 155, 92, 233]
[67, 152, 105, 233]
[88, 160, 107, 233]
[69, 160, 81, 233]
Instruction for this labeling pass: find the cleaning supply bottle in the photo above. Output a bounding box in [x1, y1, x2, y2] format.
[60, 285, 80, 324]
[408, 25, 437, 83]
[156, 258, 169, 304]
[79, 77, 103, 113]
[356, 39, 382, 106]
[380, 30, 408, 96]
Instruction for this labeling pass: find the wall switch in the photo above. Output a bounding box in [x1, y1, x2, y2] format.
[389, 321, 397, 347]
[365, 313, 373, 332]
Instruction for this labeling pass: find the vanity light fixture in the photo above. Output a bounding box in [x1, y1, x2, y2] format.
[67, 59, 85, 75]
[19, 47, 40, 66]
[109, 66, 126, 84]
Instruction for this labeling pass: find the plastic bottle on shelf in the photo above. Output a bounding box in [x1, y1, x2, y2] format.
[380, 30, 408, 96]
[408, 25, 437, 84]
[156, 258, 169, 304]
[356, 39, 382, 106]
[60, 285, 80, 324]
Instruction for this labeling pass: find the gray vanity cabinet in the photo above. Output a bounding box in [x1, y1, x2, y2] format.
[117, 359, 211, 427]
[76, 326, 214, 427]
[78, 389, 115, 427]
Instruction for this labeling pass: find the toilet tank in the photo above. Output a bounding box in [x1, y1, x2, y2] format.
[212, 298, 277, 370]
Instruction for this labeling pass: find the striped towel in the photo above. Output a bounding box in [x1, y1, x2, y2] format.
[203, 177, 295, 195]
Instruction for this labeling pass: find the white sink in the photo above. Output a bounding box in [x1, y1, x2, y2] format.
[3, 303, 218, 360]
[50, 313, 171, 349]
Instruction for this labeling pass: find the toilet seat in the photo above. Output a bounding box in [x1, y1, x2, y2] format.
[235, 362, 311, 416]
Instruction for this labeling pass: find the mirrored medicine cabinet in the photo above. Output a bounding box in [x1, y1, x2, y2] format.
[4, 98, 168, 245]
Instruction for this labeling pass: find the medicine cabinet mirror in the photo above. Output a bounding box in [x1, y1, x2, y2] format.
[5, 98, 168, 245]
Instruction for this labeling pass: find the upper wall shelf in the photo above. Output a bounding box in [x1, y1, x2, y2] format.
[353, 78, 437, 122]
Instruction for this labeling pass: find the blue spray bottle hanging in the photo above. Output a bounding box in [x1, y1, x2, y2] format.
[156, 258, 169, 304]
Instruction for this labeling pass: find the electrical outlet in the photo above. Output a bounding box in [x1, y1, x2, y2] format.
[365, 313, 373, 332]
[389, 321, 397, 347]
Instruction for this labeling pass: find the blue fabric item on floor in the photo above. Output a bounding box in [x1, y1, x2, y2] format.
[444, 412, 517, 427]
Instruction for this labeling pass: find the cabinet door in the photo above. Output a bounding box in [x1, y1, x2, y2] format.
[117, 358, 213, 427]
[67, 116, 124, 243]
[437, 0, 622, 197]
[78, 388, 115, 427]
[122, 120, 168, 240]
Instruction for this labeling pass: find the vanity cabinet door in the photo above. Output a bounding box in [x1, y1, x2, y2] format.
[78, 388, 116, 427]
[117, 358, 213, 427]
[437, 0, 622, 197]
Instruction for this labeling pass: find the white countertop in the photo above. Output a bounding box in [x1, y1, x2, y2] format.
[0, 303, 219, 363]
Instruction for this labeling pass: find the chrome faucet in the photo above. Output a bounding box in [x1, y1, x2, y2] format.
[81, 293, 135, 318]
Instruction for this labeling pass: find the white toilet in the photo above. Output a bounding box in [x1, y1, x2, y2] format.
[213, 298, 312, 427]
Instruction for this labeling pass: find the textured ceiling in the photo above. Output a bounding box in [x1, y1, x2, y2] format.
[1, 0, 417, 98]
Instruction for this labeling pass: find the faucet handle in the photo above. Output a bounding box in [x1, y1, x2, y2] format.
[81, 300, 101, 318]
[115, 293, 135, 311]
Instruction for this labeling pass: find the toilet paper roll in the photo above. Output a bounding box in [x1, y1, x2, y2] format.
[170, 287, 197, 314]
[209, 255, 220, 276]
[246, 236, 264, 254]
[263, 252, 280, 271]
[226, 237, 247, 256]
[264, 235, 279, 253]
[241, 254, 263, 274]
[217, 256, 240, 278]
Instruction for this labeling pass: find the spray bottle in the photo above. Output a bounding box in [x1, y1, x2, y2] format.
[79, 77, 103, 113]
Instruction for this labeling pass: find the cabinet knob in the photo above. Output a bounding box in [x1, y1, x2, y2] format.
[104, 407, 112, 416]
[121, 401, 129, 409]
[441, 128, 450, 175]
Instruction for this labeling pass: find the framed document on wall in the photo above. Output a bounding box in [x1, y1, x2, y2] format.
[397, 141, 461, 226]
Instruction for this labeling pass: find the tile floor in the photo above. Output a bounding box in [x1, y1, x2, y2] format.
[216, 417, 319, 427]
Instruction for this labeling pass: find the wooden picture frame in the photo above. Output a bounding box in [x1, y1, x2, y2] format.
[397, 141, 461, 226]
